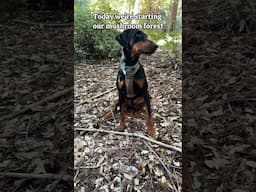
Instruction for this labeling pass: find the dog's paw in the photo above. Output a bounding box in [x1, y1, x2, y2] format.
[147, 128, 156, 138]
[103, 111, 113, 120]
[117, 124, 125, 132]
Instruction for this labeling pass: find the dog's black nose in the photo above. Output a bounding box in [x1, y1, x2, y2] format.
[153, 44, 158, 50]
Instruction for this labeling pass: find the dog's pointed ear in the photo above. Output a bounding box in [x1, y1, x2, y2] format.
[116, 31, 129, 50]
[116, 34, 124, 46]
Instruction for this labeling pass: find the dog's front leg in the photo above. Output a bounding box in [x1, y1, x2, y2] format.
[144, 92, 155, 137]
[118, 97, 126, 132]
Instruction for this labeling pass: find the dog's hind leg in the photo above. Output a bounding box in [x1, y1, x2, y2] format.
[117, 99, 126, 132]
[144, 92, 155, 137]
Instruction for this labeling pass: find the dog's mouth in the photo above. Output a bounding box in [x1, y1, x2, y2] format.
[142, 45, 158, 55]
[139, 44, 158, 54]
[134, 41, 158, 55]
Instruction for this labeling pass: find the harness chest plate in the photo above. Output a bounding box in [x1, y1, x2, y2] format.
[120, 60, 140, 98]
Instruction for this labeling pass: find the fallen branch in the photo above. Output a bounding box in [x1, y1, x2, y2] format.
[144, 141, 178, 192]
[0, 172, 73, 182]
[76, 79, 115, 84]
[75, 154, 106, 169]
[81, 87, 116, 104]
[0, 87, 73, 122]
[75, 128, 181, 152]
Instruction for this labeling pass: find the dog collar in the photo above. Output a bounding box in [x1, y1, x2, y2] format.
[120, 60, 140, 76]
[119, 60, 141, 98]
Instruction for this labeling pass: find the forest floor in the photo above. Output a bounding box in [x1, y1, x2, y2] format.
[74, 49, 182, 192]
[0, 21, 73, 191]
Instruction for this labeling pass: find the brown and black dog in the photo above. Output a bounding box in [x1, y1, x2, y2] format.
[106, 29, 158, 137]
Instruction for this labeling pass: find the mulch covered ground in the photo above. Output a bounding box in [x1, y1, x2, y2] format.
[183, 1, 256, 191]
[0, 21, 73, 191]
[74, 50, 182, 192]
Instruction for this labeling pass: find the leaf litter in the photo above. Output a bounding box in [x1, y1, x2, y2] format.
[75, 49, 182, 192]
[0, 21, 73, 191]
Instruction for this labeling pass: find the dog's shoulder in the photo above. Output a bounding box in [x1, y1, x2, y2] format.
[117, 68, 125, 80]
[134, 65, 146, 79]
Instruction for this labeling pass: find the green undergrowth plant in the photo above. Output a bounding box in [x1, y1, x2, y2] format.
[75, 1, 120, 61]
[145, 30, 181, 59]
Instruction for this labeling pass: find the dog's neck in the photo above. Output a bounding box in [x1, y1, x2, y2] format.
[122, 48, 139, 66]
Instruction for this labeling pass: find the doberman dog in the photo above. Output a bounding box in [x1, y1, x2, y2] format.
[105, 29, 158, 137]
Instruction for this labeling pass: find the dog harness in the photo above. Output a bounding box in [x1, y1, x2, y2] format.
[119, 59, 140, 98]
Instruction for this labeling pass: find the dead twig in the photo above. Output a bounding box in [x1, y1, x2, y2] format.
[144, 141, 179, 192]
[76, 154, 106, 169]
[81, 87, 116, 104]
[75, 128, 181, 152]
[0, 87, 73, 122]
[0, 172, 73, 182]
[46, 170, 68, 192]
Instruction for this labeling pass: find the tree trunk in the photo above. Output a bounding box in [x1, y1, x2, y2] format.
[167, 0, 178, 32]
[132, 0, 141, 24]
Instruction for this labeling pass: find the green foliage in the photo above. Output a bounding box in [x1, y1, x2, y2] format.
[74, 1, 120, 60]
[145, 29, 181, 58]
[74, 0, 182, 60]
[90, 0, 119, 15]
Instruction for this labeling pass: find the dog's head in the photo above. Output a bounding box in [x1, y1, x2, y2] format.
[116, 29, 158, 59]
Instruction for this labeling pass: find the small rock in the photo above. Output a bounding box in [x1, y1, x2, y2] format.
[123, 173, 134, 181]
[161, 176, 167, 184]
[134, 178, 140, 185]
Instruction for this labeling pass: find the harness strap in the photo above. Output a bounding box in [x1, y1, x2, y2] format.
[120, 60, 140, 98]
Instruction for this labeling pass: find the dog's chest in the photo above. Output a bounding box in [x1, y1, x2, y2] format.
[120, 60, 142, 98]
[119, 62, 144, 98]
[125, 69, 136, 98]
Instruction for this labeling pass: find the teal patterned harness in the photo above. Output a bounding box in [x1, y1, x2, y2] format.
[119, 60, 140, 98]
